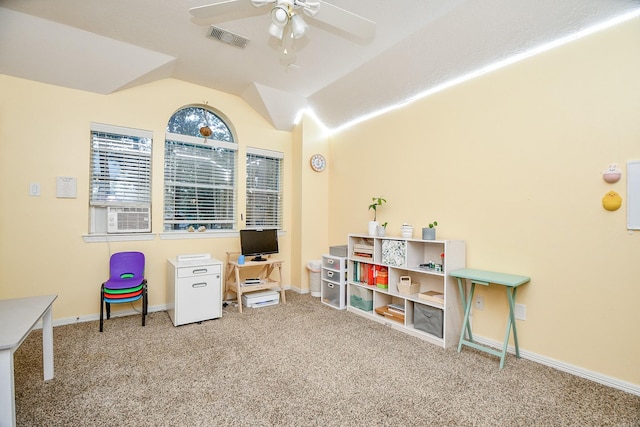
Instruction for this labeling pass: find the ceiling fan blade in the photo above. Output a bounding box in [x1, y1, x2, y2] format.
[251, 0, 278, 7]
[189, 0, 248, 19]
[295, 0, 319, 17]
[310, 1, 376, 39]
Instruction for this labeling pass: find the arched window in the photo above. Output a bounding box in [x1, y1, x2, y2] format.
[163, 105, 237, 232]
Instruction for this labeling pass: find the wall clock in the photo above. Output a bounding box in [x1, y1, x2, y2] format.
[310, 154, 326, 172]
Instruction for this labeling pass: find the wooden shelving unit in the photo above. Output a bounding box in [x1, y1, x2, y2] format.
[347, 234, 465, 348]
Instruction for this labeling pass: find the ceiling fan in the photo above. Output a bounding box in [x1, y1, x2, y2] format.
[189, 0, 376, 41]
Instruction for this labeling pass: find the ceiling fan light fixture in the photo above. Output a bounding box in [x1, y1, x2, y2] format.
[271, 5, 290, 27]
[269, 23, 285, 39]
[290, 14, 308, 39]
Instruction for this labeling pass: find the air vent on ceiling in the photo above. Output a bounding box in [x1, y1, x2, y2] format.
[209, 25, 249, 49]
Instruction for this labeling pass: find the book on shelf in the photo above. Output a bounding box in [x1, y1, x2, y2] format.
[387, 303, 405, 314]
[353, 242, 374, 257]
[418, 290, 444, 305]
[352, 261, 376, 286]
[374, 306, 405, 322]
[353, 242, 373, 250]
[353, 252, 373, 258]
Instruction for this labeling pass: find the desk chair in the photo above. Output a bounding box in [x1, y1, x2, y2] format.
[100, 251, 148, 332]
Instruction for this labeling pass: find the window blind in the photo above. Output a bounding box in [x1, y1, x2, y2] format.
[246, 148, 283, 229]
[164, 139, 237, 231]
[90, 123, 152, 206]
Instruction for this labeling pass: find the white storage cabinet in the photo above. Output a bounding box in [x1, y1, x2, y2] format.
[321, 254, 347, 309]
[166, 256, 223, 326]
[347, 234, 465, 348]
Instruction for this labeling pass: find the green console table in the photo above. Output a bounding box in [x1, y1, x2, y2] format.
[450, 268, 530, 369]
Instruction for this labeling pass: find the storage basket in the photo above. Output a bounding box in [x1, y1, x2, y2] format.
[397, 276, 419, 295]
[350, 285, 373, 311]
[414, 304, 443, 338]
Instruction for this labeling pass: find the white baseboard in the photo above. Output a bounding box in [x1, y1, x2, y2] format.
[51, 304, 168, 327]
[53, 286, 298, 326]
[473, 335, 639, 396]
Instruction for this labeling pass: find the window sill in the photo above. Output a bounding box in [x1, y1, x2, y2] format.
[159, 230, 238, 240]
[83, 230, 285, 242]
[83, 233, 156, 243]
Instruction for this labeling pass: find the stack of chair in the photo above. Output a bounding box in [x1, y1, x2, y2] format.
[100, 251, 148, 332]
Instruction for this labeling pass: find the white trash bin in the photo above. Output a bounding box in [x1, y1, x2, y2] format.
[307, 260, 322, 297]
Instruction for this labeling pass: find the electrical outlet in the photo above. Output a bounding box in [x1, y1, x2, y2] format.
[474, 295, 484, 311]
[515, 303, 526, 320]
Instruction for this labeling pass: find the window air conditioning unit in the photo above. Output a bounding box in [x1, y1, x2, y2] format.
[107, 206, 151, 233]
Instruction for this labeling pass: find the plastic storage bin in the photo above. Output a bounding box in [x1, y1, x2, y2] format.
[321, 281, 346, 309]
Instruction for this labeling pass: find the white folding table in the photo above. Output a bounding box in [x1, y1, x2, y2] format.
[0, 295, 57, 427]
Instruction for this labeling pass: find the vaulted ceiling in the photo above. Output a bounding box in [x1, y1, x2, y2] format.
[1, 0, 638, 131]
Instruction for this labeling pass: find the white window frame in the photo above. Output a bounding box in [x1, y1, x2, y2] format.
[163, 132, 238, 233]
[245, 147, 284, 229]
[88, 122, 152, 236]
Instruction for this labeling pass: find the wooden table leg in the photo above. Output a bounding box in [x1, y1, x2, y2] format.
[276, 263, 285, 304]
[235, 264, 243, 313]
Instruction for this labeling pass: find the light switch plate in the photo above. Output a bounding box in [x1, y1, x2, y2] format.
[29, 183, 40, 196]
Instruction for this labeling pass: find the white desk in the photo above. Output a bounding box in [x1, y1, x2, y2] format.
[0, 295, 57, 427]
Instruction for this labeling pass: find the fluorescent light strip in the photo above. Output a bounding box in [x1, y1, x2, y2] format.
[300, 7, 640, 136]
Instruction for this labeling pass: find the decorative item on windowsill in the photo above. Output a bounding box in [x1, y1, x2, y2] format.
[602, 163, 622, 183]
[422, 221, 438, 240]
[377, 222, 388, 237]
[368, 196, 387, 236]
[401, 223, 414, 238]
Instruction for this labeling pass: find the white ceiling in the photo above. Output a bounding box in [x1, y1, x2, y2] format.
[1, 0, 638, 131]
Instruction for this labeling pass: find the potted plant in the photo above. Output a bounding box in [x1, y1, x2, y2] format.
[368, 197, 386, 236]
[422, 221, 438, 240]
[377, 222, 388, 237]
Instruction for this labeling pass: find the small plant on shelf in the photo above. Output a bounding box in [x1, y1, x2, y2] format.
[368, 197, 387, 221]
[422, 221, 438, 240]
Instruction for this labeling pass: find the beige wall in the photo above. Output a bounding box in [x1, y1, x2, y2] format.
[0, 76, 294, 318]
[328, 17, 640, 385]
[1, 15, 638, 390]
[287, 116, 330, 292]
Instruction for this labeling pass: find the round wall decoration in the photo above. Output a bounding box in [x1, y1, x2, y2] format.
[310, 154, 326, 172]
[602, 191, 622, 211]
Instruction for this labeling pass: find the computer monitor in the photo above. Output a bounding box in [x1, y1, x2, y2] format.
[239, 229, 279, 261]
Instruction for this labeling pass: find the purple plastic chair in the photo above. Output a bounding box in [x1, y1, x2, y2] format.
[100, 251, 148, 332]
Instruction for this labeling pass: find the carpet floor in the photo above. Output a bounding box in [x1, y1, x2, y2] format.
[13, 291, 640, 426]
